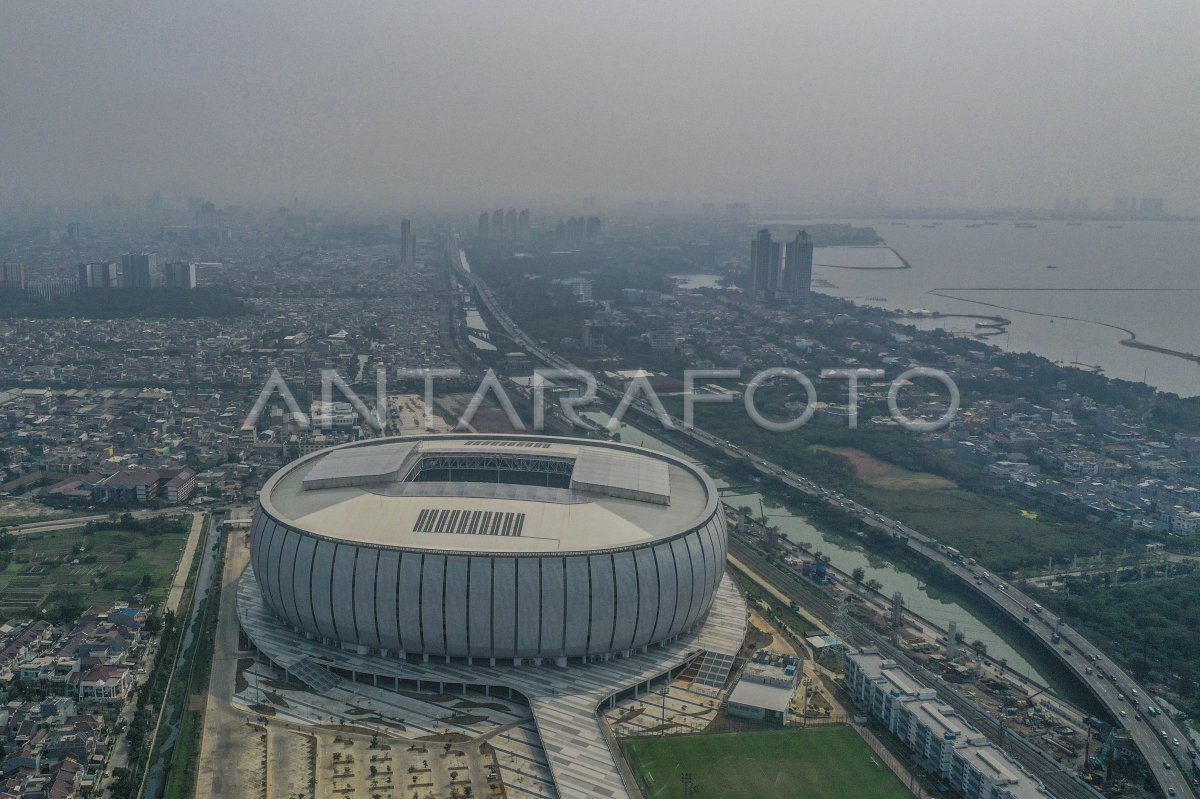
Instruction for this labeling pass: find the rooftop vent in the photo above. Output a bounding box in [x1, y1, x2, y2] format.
[412, 507, 526, 536]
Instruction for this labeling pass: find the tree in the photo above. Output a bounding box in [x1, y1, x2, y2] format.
[851, 567, 865, 583]
[763, 527, 782, 553]
[45, 590, 86, 625]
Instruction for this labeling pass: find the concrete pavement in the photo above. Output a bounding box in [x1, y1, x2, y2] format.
[164, 511, 206, 614]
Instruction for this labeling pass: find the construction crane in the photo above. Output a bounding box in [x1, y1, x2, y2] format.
[1012, 685, 1049, 711]
[1089, 728, 1117, 774]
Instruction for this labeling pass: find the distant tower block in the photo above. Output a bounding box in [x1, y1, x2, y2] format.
[891, 592, 904, 628]
[399, 218, 415, 265]
[947, 620, 959, 659]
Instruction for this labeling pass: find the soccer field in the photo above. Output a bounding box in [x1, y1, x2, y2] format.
[625, 726, 912, 799]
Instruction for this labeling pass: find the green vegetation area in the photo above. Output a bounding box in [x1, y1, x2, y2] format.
[687, 398, 1130, 574]
[112, 516, 213, 799]
[624, 727, 911, 799]
[802, 223, 883, 246]
[0, 287, 252, 318]
[1033, 573, 1200, 712]
[0, 514, 189, 621]
[158, 536, 223, 799]
[473, 250, 677, 346]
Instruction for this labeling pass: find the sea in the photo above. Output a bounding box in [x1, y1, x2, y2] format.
[761, 219, 1200, 397]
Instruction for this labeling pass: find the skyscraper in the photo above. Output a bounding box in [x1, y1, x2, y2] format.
[492, 209, 504, 237]
[0, 261, 25, 291]
[120, 252, 156, 289]
[750, 229, 811, 305]
[782, 230, 814, 305]
[478, 212, 490, 239]
[749, 228, 777, 302]
[399, 219, 416, 265]
[518, 209, 530, 238]
[78, 261, 118, 289]
[162, 261, 198, 289]
[504, 209, 518, 238]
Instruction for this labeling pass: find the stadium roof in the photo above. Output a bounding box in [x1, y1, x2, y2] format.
[261, 435, 717, 554]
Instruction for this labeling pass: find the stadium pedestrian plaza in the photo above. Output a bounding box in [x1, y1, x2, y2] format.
[237, 567, 747, 799]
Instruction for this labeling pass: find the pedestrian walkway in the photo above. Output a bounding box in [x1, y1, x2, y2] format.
[165, 512, 206, 613]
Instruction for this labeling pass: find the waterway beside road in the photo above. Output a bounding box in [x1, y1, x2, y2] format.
[583, 410, 1064, 688]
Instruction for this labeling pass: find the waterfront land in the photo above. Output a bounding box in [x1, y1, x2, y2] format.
[470, 235, 1200, 737]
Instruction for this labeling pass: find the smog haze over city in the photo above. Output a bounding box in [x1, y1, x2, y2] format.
[2, 0, 1199, 212]
[4, 4, 1200, 799]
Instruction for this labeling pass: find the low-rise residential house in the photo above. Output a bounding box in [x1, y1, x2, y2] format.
[77, 666, 131, 701]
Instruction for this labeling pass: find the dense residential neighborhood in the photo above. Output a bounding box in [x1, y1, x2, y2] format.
[0, 602, 151, 797]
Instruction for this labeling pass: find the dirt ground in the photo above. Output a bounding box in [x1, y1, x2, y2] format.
[0, 498, 67, 524]
[748, 609, 799, 657]
[815, 446, 955, 491]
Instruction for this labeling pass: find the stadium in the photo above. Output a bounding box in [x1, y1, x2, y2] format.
[237, 433, 746, 799]
[247, 433, 728, 664]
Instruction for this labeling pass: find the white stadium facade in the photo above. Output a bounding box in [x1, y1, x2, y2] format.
[248, 434, 727, 663]
[237, 434, 748, 799]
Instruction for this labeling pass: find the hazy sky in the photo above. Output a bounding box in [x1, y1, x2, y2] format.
[2, 0, 1198, 212]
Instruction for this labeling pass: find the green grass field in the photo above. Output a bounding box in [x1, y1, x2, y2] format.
[625, 727, 912, 799]
[0, 523, 189, 616]
[847, 482, 1092, 572]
